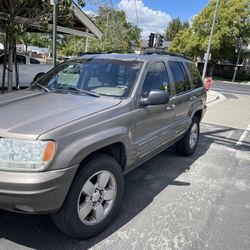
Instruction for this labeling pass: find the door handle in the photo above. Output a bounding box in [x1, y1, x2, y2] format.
[190, 96, 197, 101]
[166, 104, 176, 111]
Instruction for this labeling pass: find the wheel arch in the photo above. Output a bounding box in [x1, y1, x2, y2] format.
[33, 72, 46, 82]
[78, 142, 127, 172]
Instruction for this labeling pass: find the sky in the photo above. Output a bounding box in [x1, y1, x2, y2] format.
[85, 0, 209, 38]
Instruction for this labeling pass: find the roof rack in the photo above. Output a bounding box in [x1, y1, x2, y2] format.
[142, 50, 192, 61]
[81, 50, 127, 56]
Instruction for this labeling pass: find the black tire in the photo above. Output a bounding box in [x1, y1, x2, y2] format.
[51, 153, 124, 239]
[33, 73, 45, 82]
[175, 116, 200, 156]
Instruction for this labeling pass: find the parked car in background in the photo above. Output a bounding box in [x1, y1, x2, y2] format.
[0, 52, 206, 239]
[0, 53, 53, 88]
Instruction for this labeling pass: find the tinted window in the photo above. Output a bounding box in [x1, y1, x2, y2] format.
[169, 61, 186, 95]
[141, 62, 170, 98]
[30, 58, 40, 64]
[0, 54, 7, 64]
[16, 55, 26, 64]
[186, 63, 203, 88]
[0, 54, 27, 64]
[180, 63, 191, 91]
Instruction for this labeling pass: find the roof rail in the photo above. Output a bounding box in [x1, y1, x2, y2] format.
[81, 50, 127, 56]
[143, 50, 193, 61]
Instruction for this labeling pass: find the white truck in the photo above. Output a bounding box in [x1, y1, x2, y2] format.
[0, 53, 53, 88]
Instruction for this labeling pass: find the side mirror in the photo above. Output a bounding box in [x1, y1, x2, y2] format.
[140, 89, 169, 106]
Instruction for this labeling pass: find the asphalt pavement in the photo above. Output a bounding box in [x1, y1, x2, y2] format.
[212, 80, 250, 96]
[0, 81, 249, 250]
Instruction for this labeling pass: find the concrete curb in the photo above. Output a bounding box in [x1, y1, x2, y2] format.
[206, 90, 227, 107]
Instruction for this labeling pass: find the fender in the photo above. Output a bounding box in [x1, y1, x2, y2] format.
[53, 126, 136, 170]
[188, 99, 205, 119]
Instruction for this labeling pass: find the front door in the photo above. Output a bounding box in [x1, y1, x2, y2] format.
[134, 61, 176, 161]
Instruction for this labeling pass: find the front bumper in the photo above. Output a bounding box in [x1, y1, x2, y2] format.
[0, 165, 78, 214]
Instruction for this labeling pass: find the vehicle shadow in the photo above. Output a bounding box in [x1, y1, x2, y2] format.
[0, 124, 244, 250]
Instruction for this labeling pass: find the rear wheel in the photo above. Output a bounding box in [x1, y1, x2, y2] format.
[51, 153, 124, 239]
[176, 116, 200, 156]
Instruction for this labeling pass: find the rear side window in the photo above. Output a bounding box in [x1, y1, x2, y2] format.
[16, 55, 26, 64]
[186, 63, 203, 88]
[169, 61, 188, 95]
[180, 63, 191, 91]
[0, 55, 5, 64]
[30, 58, 40, 64]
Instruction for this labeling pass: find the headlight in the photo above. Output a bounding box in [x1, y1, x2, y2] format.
[0, 138, 56, 171]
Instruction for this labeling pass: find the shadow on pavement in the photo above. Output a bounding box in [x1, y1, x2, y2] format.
[0, 124, 247, 250]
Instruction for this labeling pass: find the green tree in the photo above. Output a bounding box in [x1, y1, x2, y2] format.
[0, 0, 85, 92]
[88, 7, 141, 52]
[164, 18, 189, 41]
[169, 0, 250, 67]
[18, 33, 51, 52]
[58, 35, 86, 57]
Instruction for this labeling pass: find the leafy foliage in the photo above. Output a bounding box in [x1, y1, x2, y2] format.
[169, 0, 250, 63]
[58, 35, 86, 56]
[18, 33, 51, 52]
[88, 7, 141, 52]
[164, 18, 189, 41]
[0, 0, 85, 36]
[0, 0, 85, 92]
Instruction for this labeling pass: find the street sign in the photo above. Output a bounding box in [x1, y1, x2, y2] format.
[204, 52, 211, 61]
[50, 0, 58, 5]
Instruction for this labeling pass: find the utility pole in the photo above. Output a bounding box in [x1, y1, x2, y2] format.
[84, 29, 89, 52]
[51, 0, 58, 67]
[232, 38, 242, 82]
[201, 0, 220, 81]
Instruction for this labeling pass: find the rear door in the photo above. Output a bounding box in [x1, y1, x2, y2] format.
[168, 61, 193, 137]
[184, 62, 205, 105]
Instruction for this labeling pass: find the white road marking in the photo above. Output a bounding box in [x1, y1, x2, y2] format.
[212, 88, 250, 95]
[236, 124, 250, 146]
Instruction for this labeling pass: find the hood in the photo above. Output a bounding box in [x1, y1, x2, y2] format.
[0, 90, 121, 139]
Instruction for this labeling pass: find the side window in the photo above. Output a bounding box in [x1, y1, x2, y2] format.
[16, 55, 26, 64]
[186, 63, 203, 88]
[48, 63, 81, 88]
[0, 55, 4, 64]
[180, 63, 191, 91]
[0, 54, 8, 64]
[30, 58, 40, 64]
[169, 61, 186, 95]
[141, 62, 170, 98]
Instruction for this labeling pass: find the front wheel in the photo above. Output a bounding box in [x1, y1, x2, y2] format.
[51, 153, 124, 239]
[175, 116, 200, 156]
[33, 73, 45, 82]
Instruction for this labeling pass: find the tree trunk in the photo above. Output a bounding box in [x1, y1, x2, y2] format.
[1, 33, 8, 94]
[7, 35, 14, 92]
[13, 38, 20, 90]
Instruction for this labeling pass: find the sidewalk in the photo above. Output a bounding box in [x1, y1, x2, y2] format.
[206, 90, 226, 107]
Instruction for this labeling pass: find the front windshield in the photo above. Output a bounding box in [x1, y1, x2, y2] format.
[32, 58, 142, 97]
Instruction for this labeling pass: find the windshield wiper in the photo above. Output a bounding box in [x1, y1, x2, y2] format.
[32, 82, 51, 93]
[61, 86, 100, 97]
